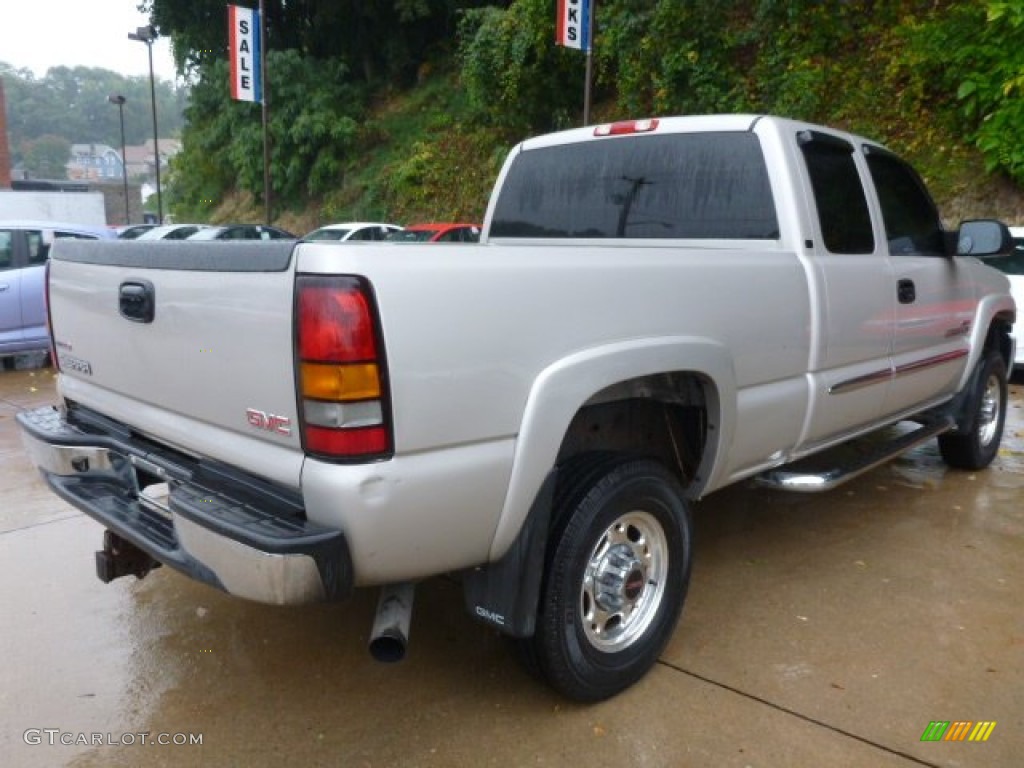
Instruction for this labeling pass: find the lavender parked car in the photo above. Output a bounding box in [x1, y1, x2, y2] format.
[0, 220, 115, 368]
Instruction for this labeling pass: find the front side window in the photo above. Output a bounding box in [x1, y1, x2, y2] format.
[865, 150, 945, 256]
[490, 132, 779, 239]
[799, 134, 874, 254]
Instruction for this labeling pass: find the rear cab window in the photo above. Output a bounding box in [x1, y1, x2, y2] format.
[489, 132, 779, 240]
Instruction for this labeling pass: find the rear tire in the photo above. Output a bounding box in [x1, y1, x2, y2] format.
[523, 456, 692, 702]
[939, 350, 1007, 470]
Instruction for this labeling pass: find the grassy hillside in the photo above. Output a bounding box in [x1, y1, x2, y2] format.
[217, 58, 1024, 236]
[220, 65, 512, 236]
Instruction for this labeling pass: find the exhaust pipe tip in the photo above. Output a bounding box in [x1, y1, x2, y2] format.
[368, 583, 415, 663]
[369, 631, 407, 663]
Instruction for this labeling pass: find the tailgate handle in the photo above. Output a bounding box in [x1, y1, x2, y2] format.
[119, 280, 155, 323]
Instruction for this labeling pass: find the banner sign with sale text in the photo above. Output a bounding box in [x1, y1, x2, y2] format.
[228, 4, 262, 102]
[555, 0, 591, 52]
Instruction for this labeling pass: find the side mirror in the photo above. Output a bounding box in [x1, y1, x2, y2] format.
[40, 229, 55, 247]
[957, 220, 1012, 257]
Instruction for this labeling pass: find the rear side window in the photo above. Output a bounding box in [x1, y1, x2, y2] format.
[799, 133, 874, 254]
[489, 132, 779, 239]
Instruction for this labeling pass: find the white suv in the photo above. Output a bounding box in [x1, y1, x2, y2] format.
[983, 227, 1024, 368]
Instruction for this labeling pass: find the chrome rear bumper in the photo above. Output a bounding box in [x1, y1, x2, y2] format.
[18, 405, 352, 605]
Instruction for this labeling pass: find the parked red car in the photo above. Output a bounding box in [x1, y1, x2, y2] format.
[386, 222, 481, 243]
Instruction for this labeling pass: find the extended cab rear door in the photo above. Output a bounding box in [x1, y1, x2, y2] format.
[795, 130, 896, 447]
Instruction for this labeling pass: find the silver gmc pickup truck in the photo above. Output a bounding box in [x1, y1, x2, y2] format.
[18, 114, 1016, 701]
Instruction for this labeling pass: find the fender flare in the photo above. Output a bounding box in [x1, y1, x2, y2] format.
[958, 293, 1015, 390]
[464, 337, 735, 636]
[489, 336, 736, 562]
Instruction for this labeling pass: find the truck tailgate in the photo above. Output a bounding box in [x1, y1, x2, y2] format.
[47, 240, 304, 488]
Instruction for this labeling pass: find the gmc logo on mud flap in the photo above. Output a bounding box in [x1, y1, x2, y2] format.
[245, 409, 292, 436]
[474, 606, 506, 627]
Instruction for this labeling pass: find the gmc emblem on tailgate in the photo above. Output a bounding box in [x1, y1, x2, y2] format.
[245, 409, 292, 436]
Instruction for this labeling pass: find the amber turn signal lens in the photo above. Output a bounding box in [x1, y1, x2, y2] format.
[301, 362, 380, 401]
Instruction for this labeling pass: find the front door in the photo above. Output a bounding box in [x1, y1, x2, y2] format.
[863, 148, 973, 417]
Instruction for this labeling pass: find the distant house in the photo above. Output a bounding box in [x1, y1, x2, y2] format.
[67, 143, 123, 181]
[123, 144, 152, 179]
[124, 139, 181, 180]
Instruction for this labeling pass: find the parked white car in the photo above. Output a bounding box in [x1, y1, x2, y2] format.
[983, 227, 1024, 368]
[303, 222, 402, 242]
[136, 224, 211, 240]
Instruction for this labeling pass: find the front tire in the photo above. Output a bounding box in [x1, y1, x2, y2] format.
[526, 457, 692, 702]
[939, 350, 1007, 470]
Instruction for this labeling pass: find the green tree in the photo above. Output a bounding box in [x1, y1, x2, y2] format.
[932, 1, 1024, 183]
[459, 0, 584, 136]
[168, 50, 363, 219]
[598, 0, 746, 116]
[0, 62, 187, 161]
[146, 0, 499, 85]
[20, 134, 71, 179]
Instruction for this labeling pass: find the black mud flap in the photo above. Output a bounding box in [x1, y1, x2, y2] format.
[462, 471, 556, 638]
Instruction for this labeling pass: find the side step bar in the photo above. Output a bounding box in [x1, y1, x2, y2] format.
[753, 416, 955, 493]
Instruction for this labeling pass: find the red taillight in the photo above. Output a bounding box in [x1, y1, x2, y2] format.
[593, 118, 660, 137]
[305, 425, 389, 455]
[298, 285, 377, 361]
[295, 276, 391, 460]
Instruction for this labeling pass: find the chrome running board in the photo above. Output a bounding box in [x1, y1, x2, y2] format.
[753, 416, 955, 493]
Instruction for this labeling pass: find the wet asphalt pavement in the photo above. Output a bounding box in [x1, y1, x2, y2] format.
[1, 361, 1021, 767]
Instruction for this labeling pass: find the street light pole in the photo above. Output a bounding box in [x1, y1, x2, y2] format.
[128, 25, 162, 225]
[107, 94, 130, 224]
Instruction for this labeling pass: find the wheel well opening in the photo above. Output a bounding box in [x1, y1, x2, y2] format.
[555, 373, 710, 489]
[987, 316, 1014, 369]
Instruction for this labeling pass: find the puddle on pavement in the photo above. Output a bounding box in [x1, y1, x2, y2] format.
[4, 364, 1023, 767]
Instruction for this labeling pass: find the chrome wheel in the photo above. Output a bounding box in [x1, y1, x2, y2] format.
[581, 510, 669, 652]
[523, 456, 692, 702]
[977, 372, 1001, 448]
[939, 350, 1007, 470]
